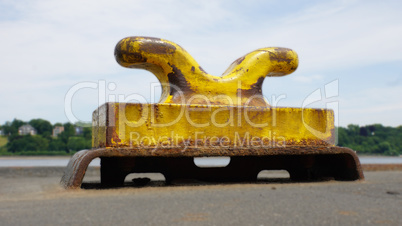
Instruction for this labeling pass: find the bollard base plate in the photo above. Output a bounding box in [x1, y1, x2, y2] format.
[61, 146, 364, 189]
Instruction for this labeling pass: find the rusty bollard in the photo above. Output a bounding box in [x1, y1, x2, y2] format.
[61, 37, 363, 189]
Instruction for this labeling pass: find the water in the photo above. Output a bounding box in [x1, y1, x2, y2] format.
[358, 156, 402, 164]
[0, 157, 100, 167]
[0, 156, 401, 167]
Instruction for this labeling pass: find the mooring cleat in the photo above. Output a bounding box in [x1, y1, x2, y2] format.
[61, 36, 364, 189]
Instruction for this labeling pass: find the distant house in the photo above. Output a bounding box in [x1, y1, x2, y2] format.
[18, 124, 37, 135]
[0, 129, 4, 136]
[75, 126, 84, 135]
[52, 126, 65, 137]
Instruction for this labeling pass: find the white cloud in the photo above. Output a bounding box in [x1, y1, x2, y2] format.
[338, 84, 402, 126]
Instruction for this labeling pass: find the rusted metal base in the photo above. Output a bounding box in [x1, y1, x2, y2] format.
[61, 146, 364, 189]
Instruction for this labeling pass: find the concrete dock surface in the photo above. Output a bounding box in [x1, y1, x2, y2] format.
[0, 167, 401, 225]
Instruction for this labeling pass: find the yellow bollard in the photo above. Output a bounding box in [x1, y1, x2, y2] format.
[61, 37, 363, 189]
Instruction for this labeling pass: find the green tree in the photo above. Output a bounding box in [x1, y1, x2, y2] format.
[378, 141, 391, 154]
[48, 139, 66, 151]
[7, 135, 49, 153]
[67, 137, 90, 152]
[2, 119, 25, 136]
[338, 124, 402, 156]
[83, 127, 92, 140]
[58, 123, 76, 152]
[347, 124, 360, 136]
[337, 127, 349, 146]
[29, 119, 53, 138]
[54, 122, 63, 127]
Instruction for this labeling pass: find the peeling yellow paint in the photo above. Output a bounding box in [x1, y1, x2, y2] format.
[93, 37, 334, 149]
[114, 37, 298, 107]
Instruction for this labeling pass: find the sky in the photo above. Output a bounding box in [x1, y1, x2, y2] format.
[0, 0, 401, 127]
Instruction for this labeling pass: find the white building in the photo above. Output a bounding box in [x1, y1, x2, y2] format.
[18, 124, 37, 135]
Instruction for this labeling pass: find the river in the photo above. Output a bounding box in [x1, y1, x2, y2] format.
[0, 155, 401, 167]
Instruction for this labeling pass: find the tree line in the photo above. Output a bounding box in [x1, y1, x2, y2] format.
[337, 124, 401, 156]
[0, 118, 401, 156]
[0, 118, 91, 155]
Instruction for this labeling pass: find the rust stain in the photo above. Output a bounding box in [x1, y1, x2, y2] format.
[167, 64, 194, 98]
[61, 146, 364, 188]
[107, 127, 121, 144]
[198, 66, 207, 73]
[269, 48, 293, 63]
[139, 40, 176, 55]
[114, 41, 147, 64]
[237, 77, 267, 107]
[234, 56, 245, 65]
